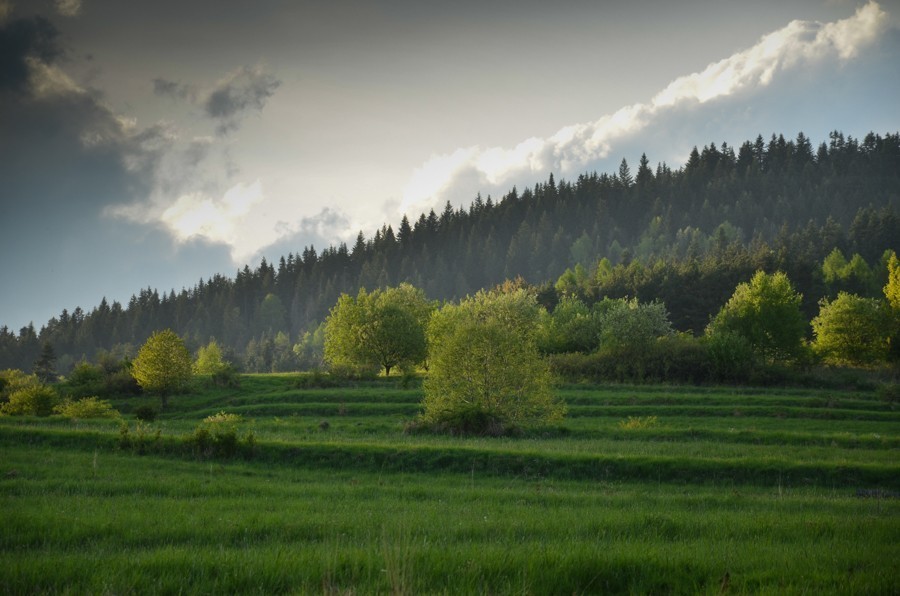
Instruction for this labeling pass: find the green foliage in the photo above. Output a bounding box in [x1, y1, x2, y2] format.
[324, 284, 433, 376]
[62, 360, 140, 399]
[708, 271, 806, 363]
[133, 404, 158, 422]
[705, 329, 756, 382]
[812, 293, 890, 366]
[54, 396, 120, 419]
[0, 369, 39, 404]
[822, 249, 877, 297]
[210, 364, 240, 388]
[186, 411, 255, 458]
[132, 330, 193, 409]
[293, 323, 326, 370]
[118, 420, 161, 454]
[536, 296, 602, 354]
[193, 340, 227, 375]
[597, 298, 674, 352]
[618, 415, 659, 430]
[422, 288, 565, 433]
[2, 383, 58, 416]
[548, 334, 710, 384]
[885, 251, 900, 311]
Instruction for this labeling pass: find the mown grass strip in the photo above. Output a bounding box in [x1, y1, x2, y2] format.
[3, 425, 896, 489]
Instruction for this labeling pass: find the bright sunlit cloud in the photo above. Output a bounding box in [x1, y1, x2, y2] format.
[161, 180, 264, 254]
[400, 1, 888, 215]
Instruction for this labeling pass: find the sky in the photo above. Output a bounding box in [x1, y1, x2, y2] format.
[1, 0, 899, 333]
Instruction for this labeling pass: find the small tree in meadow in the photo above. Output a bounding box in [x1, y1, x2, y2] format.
[422, 288, 565, 435]
[132, 330, 192, 409]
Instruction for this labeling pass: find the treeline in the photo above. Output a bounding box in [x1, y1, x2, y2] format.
[1, 130, 898, 373]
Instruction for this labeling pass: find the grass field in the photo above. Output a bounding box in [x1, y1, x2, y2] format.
[2, 375, 898, 594]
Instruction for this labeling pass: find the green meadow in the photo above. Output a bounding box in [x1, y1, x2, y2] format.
[2, 375, 898, 594]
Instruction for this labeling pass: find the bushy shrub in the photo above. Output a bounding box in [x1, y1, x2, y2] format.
[54, 396, 120, 419]
[548, 335, 710, 384]
[294, 369, 339, 389]
[877, 383, 900, 403]
[2, 384, 58, 416]
[705, 329, 756, 382]
[118, 420, 161, 454]
[618, 415, 659, 430]
[210, 365, 240, 388]
[405, 405, 521, 437]
[133, 404, 158, 422]
[185, 411, 255, 459]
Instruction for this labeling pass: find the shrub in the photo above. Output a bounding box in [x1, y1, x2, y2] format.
[877, 384, 900, 403]
[54, 396, 119, 419]
[118, 420, 161, 454]
[422, 289, 565, 435]
[185, 411, 255, 459]
[618, 415, 659, 430]
[295, 369, 339, 389]
[705, 329, 756, 382]
[211, 365, 241, 388]
[2, 384, 58, 416]
[133, 404, 158, 422]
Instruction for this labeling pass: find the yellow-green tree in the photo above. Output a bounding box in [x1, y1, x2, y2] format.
[422, 288, 565, 435]
[707, 271, 806, 363]
[324, 284, 433, 376]
[812, 293, 890, 366]
[193, 340, 227, 375]
[132, 330, 192, 409]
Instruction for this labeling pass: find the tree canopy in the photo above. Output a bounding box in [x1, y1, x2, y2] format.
[324, 284, 433, 376]
[707, 271, 806, 362]
[422, 288, 565, 435]
[132, 329, 192, 408]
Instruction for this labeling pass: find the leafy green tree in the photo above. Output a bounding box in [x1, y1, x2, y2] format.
[194, 340, 227, 375]
[272, 331, 298, 372]
[422, 288, 565, 434]
[597, 298, 674, 352]
[707, 271, 806, 363]
[324, 284, 432, 376]
[885, 251, 900, 311]
[132, 330, 193, 409]
[812, 293, 890, 366]
[293, 322, 326, 370]
[536, 296, 602, 354]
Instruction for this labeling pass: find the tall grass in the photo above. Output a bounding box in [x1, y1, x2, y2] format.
[2, 378, 898, 593]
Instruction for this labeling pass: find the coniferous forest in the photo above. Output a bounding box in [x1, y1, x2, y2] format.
[2, 130, 899, 374]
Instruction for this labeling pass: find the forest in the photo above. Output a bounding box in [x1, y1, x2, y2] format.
[1, 130, 899, 374]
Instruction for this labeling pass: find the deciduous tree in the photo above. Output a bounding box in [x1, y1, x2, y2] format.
[132, 329, 192, 409]
[707, 271, 806, 362]
[422, 288, 565, 434]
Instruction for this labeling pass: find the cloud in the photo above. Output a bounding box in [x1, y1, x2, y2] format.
[0, 15, 62, 93]
[400, 1, 890, 215]
[152, 77, 194, 101]
[203, 66, 280, 134]
[0, 1, 12, 24]
[55, 0, 81, 18]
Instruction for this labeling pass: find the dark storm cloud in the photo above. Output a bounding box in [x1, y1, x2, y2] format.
[0, 16, 61, 92]
[203, 66, 280, 134]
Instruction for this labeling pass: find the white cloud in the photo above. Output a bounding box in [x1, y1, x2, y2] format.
[400, 1, 888, 215]
[160, 180, 264, 259]
[55, 0, 81, 17]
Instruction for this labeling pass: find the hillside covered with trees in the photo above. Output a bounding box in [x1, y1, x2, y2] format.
[2, 130, 898, 374]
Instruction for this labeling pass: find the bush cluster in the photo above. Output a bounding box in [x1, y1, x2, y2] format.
[54, 396, 120, 419]
[185, 411, 256, 459]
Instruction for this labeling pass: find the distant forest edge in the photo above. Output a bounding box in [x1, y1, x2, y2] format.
[3, 130, 899, 373]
